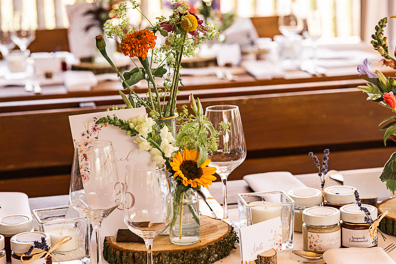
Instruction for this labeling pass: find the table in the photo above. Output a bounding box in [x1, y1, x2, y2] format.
[28, 167, 396, 263]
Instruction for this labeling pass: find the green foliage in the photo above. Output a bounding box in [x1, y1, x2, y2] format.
[380, 152, 396, 193]
[122, 68, 144, 88]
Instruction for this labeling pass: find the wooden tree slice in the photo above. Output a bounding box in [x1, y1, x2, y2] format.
[257, 248, 277, 264]
[377, 197, 396, 236]
[103, 216, 238, 264]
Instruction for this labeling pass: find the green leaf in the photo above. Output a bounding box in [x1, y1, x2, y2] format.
[198, 146, 207, 167]
[198, 132, 207, 145]
[379, 115, 396, 126]
[118, 90, 132, 108]
[122, 68, 144, 88]
[358, 85, 378, 94]
[381, 121, 396, 130]
[383, 126, 396, 145]
[203, 120, 216, 136]
[153, 65, 167, 78]
[159, 29, 168, 37]
[380, 152, 396, 193]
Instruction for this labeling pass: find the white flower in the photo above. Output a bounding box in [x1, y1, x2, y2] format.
[128, 121, 135, 130]
[159, 126, 176, 143]
[135, 122, 150, 137]
[150, 148, 165, 166]
[133, 136, 152, 152]
[160, 138, 178, 158]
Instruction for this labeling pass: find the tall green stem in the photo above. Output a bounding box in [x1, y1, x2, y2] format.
[139, 58, 163, 118]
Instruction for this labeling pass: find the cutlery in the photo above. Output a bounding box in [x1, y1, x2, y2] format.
[385, 243, 396, 254]
[244, 261, 255, 264]
[292, 250, 323, 260]
[327, 170, 344, 183]
[302, 260, 325, 264]
[24, 80, 33, 92]
[199, 186, 223, 219]
[33, 81, 42, 94]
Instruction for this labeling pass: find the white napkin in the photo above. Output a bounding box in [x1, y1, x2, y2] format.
[223, 17, 258, 46]
[243, 171, 307, 193]
[64, 71, 97, 91]
[242, 61, 284, 79]
[323, 248, 395, 264]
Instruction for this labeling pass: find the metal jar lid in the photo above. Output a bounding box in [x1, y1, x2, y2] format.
[0, 235, 4, 250]
[324, 186, 356, 204]
[303, 206, 340, 226]
[0, 215, 33, 236]
[11, 231, 51, 254]
[288, 188, 322, 208]
[340, 204, 378, 224]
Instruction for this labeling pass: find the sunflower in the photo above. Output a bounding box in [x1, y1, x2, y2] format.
[170, 148, 217, 188]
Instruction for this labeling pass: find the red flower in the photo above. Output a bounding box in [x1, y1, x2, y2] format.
[384, 92, 396, 109]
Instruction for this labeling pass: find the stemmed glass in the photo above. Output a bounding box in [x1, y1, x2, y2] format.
[69, 140, 121, 264]
[205, 105, 247, 220]
[278, 5, 303, 40]
[11, 11, 35, 52]
[123, 165, 172, 264]
[0, 31, 15, 57]
[303, 8, 322, 62]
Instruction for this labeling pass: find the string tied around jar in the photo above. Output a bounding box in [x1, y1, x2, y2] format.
[21, 236, 72, 264]
[369, 210, 388, 239]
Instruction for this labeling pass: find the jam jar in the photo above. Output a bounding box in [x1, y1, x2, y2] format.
[288, 188, 322, 233]
[324, 186, 356, 209]
[0, 235, 5, 264]
[0, 215, 33, 263]
[302, 206, 341, 253]
[340, 204, 378, 248]
[11, 231, 51, 264]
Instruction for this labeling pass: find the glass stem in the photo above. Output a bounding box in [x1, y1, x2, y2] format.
[145, 238, 154, 264]
[221, 175, 228, 219]
[92, 222, 102, 264]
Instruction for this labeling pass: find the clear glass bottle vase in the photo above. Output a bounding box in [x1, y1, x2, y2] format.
[170, 185, 200, 245]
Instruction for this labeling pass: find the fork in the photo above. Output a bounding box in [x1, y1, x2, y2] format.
[384, 243, 396, 254]
[244, 261, 256, 264]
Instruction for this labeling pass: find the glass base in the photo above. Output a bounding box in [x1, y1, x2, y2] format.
[170, 236, 200, 246]
[282, 240, 294, 250]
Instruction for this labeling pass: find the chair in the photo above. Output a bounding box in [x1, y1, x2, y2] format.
[250, 16, 282, 39]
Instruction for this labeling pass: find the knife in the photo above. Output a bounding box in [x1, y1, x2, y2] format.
[200, 186, 223, 219]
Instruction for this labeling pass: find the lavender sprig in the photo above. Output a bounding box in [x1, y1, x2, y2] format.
[24, 237, 50, 256]
[354, 190, 387, 241]
[308, 149, 330, 190]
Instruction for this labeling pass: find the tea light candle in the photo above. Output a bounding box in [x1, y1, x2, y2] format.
[250, 201, 282, 224]
[7, 52, 27, 73]
[46, 225, 79, 252]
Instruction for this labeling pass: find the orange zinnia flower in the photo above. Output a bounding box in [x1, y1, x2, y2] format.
[120, 29, 157, 60]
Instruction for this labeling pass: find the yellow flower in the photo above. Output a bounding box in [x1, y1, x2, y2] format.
[170, 148, 217, 188]
[180, 14, 198, 32]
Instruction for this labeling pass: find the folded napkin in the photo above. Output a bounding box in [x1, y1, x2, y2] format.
[243, 171, 307, 193]
[323, 248, 395, 264]
[242, 61, 284, 80]
[64, 71, 97, 91]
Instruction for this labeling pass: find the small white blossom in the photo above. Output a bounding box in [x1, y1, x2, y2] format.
[160, 138, 178, 158]
[150, 148, 165, 166]
[159, 126, 176, 143]
[134, 137, 152, 152]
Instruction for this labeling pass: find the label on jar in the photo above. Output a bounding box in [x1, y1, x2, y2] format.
[307, 230, 341, 252]
[342, 227, 377, 248]
[11, 256, 46, 264]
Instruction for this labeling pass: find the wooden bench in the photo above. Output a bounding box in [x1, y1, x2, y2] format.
[1, 85, 396, 197]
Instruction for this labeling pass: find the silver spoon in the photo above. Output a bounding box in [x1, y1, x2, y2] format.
[292, 250, 323, 260]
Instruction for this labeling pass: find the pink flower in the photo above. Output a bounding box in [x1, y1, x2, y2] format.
[384, 92, 396, 109]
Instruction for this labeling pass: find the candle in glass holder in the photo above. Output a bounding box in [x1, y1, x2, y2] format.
[46, 225, 79, 252]
[249, 201, 282, 224]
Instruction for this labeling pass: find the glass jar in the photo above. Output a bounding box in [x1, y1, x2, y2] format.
[302, 206, 341, 253]
[0, 235, 5, 264]
[340, 204, 378, 248]
[324, 186, 356, 209]
[0, 215, 33, 263]
[11, 232, 51, 264]
[288, 188, 322, 233]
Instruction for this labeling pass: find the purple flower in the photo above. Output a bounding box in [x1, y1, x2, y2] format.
[211, 0, 220, 10]
[357, 58, 378, 78]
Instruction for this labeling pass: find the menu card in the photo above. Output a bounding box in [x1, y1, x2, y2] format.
[239, 217, 282, 262]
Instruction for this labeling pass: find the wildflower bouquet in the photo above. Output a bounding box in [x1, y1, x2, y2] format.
[357, 16, 396, 192]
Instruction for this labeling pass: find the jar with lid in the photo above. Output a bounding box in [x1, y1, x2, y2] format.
[302, 206, 341, 253]
[288, 188, 322, 233]
[0, 215, 34, 263]
[340, 204, 378, 248]
[0, 235, 5, 264]
[11, 231, 51, 264]
[324, 186, 356, 209]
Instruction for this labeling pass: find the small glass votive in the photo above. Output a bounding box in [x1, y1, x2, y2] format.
[237, 191, 295, 249]
[32, 206, 89, 262]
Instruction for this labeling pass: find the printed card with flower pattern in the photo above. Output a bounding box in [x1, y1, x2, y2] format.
[69, 108, 154, 240]
[239, 217, 282, 262]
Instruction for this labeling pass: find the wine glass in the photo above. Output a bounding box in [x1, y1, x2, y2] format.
[0, 31, 15, 57]
[205, 105, 247, 220]
[69, 140, 121, 264]
[123, 165, 172, 264]
[303, 9, 322, 62]
[278, 3, 303, 39]
[11, 11, 35, 52]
